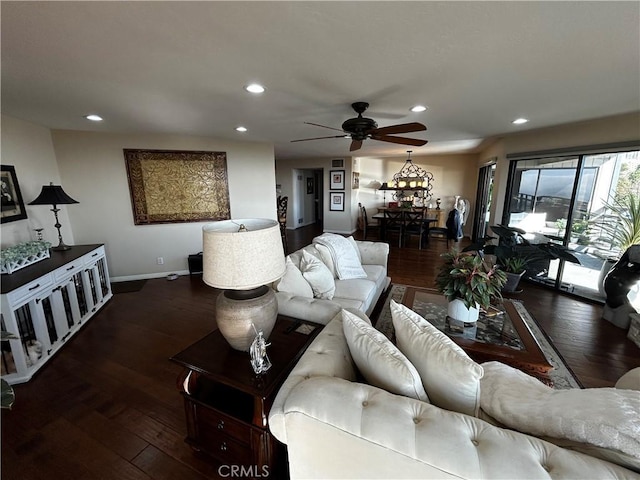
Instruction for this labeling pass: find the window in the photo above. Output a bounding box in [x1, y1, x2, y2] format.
[503, 148, 639, 301]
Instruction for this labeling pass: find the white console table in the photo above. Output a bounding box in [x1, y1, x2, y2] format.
[1, 244, 112, 384]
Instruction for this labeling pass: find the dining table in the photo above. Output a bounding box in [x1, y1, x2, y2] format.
[371, 209, 438, 247]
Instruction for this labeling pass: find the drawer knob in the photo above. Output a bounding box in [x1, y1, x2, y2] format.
[220, 442, 227, 452]
[217, 420, 224, 430]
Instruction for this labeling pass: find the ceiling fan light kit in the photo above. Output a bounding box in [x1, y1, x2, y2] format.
[292, 102, 428, 152]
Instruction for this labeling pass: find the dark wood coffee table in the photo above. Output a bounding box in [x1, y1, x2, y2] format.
[402, 287, 553, 384]
[170, 315, 322, 476]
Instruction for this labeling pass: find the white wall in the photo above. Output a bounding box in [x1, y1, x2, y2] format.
[49, 130, 276, 280]
[0, 116, 74, 248]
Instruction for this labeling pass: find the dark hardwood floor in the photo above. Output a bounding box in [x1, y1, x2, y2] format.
[2, 224, 638, 480]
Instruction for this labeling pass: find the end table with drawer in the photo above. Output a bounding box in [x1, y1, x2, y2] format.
[170, 315, 321, 476]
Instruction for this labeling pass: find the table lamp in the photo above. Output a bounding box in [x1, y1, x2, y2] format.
[202, 219, 286, 351]
[28, 182, 79, 251]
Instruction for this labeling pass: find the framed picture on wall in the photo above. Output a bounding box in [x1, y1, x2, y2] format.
[331, 159, 344, 168]
[330, 170, 345, 190]
[1, 165, 28, 224]
[329, 192, 345, 211]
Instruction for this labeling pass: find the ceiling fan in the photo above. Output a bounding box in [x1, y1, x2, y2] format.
[291, 102, 428, 152]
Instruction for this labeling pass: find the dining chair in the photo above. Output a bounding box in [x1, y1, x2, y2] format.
[384, 209, 404, 247]
[403, 209, 425, 249]
[360, 204, 381, 241]
[277, 195, 288, 253]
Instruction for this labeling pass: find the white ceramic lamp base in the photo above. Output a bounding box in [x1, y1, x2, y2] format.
[216, 286, 278, 351]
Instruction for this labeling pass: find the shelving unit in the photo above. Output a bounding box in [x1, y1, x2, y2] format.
[1, 244, 112, 384]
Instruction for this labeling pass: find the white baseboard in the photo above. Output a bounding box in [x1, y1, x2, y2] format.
[111, 270, 190, 283]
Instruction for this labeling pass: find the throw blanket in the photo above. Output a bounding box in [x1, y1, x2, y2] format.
[480, 362, 640, 459]
[313, 234, 367, 280]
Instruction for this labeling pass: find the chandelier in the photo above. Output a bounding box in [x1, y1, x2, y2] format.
[391, 151, 434, 202]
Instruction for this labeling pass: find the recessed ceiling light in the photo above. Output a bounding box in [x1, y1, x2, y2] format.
[410, 105, 428, 113]
[84, 114, 103, 122]
[235, 126, 248, 132]
[244, 83, 265, 94]
[512, 118, 529, 125]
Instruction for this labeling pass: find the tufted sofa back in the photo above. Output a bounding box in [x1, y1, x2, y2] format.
[269, 313, 639, 479]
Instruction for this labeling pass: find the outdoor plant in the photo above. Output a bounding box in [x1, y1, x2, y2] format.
[595, 193, 640, 253]
[464, 224, 581, 276]
[435, 249, 507, 310]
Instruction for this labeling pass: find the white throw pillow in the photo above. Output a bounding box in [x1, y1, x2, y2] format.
[300, 250, 336, 300]
[346, 236, 362, 263]
[390, 300, 484, 417]
[274, 256, 313, 298]
[313, 244, 337, 278]
[342, 309, 429, 402]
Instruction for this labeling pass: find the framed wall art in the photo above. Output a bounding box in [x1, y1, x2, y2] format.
[352, 172, 360, 189]
[330, 170, 345, 190]
[329, 192, 345, 212]
[1, 165, 28, 224]
[124, 149, 231, 225]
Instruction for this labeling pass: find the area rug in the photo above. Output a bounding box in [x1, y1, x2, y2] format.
[373, 284, 582, 390]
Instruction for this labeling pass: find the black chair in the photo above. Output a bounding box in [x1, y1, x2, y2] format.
[384, 209, 404, 247]
[277, 196, 288, 253]
[360, 204, 381, 240]
[403, 209, 425, 249]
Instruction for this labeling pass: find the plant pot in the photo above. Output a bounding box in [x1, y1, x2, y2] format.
[502, 271, 525, 293]
[447, 298, 480, 323]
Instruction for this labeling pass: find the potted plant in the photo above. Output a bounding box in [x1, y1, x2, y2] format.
[464, 225, 581, 291]
[592, 193, 640, 295]
[435, 249, 507, 323]
[498, 254, 529, 292]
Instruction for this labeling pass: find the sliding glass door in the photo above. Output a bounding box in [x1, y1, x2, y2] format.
[503, 149, 639, 301]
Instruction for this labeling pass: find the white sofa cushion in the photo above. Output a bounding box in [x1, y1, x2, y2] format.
[314, 244, 338, 278]
[300, 250, 335, 300]
[347, 236, 362, 263]
[274, 257, 313, 298]
[480, 361, 640, 469]
[390, 300, 484, 417]
[342, 309, 429, 402]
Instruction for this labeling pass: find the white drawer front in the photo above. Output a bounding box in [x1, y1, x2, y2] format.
[83, 246, 105, 265]
[53, 257, 85, 281]
[6, 273, 54, 306]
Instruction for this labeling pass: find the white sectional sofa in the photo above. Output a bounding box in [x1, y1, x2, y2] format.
[273, 235, 390, 325]
[269, 305, 640, 479]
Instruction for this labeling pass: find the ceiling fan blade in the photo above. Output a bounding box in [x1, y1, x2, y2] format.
[350, 140, 363, 152]
[370, 135, 428, 147]
[370, 122, 426, 135]
[291, 135, 346, 143]
[304, 122, 345, 132]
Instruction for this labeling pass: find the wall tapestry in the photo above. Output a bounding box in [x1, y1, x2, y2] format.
[124, 149, 231, 225]
[1, 165, 28, 224]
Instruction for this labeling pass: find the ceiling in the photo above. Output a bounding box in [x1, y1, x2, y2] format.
[2, 2, 639, 161]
